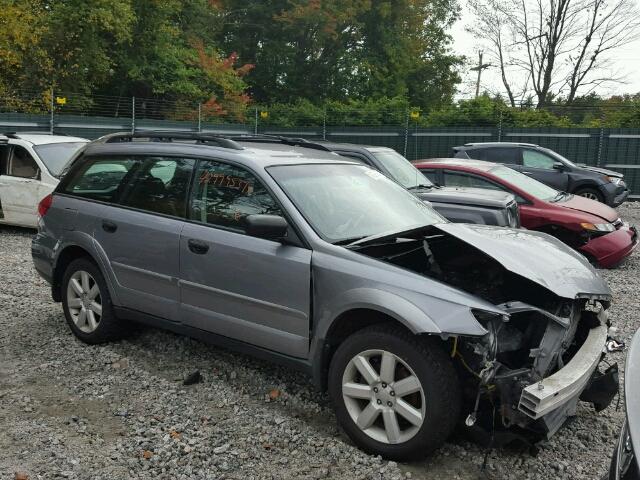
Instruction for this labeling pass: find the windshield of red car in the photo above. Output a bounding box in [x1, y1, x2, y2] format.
[490, 166, 559, 201]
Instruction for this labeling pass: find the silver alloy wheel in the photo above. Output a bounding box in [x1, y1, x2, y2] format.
[342, 349, 426, 445]
[66, 270, 102, 333]
[580, 191, 600, 200]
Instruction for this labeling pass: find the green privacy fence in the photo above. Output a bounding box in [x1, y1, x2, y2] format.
[1, 112, 639, 198]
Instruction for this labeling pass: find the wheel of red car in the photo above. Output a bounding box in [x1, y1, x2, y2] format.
[575, 187, 604, 203]
[328, 324, 461, 460]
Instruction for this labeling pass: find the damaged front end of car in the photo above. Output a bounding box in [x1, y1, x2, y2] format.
[461, 300, 617, 441]
[351, 222, 620, 443]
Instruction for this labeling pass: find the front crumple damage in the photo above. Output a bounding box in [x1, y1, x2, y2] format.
[353, 223, 616, 442]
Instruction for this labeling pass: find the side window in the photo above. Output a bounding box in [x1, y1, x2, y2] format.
[0, 145, 9, 175]
[189, 160, 282, 232]
[8, 146, 39, 178]
[120, 157, 195, 217]
[443, 171, 504, 191]
[63, 157, 138, 202]
[474, 147, 520, 164]
[465, 149, 487, 161]
[522, 149, 556, 170]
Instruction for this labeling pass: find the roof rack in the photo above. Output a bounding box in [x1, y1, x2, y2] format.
[100, 131, 244, 150]
[227, 134, 333, 152]
[4, 131, 69, 138]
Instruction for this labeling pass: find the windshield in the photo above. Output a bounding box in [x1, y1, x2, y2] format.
[490, 165, 559, 201]
[371, 149, 433, 189]
[33, 142, 87, 177]
[268, 164, 445, 244]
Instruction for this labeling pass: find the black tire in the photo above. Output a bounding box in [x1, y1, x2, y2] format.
[328, 324, 461, 460]
[574, 187, 604, 203]
[61, 257, 127, 344]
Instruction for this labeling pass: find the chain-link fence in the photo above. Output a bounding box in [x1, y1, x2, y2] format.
[2, 90, 640, 198]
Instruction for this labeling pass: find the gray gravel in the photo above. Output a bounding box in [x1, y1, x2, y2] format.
[1, 203, 639, 480]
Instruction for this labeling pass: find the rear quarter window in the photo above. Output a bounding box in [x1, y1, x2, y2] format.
[62, 158, 136, 202]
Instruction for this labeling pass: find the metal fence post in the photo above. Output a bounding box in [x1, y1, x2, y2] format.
[497, 109, 503, 142]
[50, 87, 54, 134]
[131, 96, 136, 134]
[322, 107, 327, 140]
[254, 107, 258, 134]
[597, 126, 605, 167]
[197, 103, 202, 132]
[403, 110, 409, 158]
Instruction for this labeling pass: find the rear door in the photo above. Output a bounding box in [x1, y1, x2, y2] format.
[521, 148, 570, 191]
[178, 159, 311, 358]
[0, 144, 46, 227]
[62, 155, 195, 321]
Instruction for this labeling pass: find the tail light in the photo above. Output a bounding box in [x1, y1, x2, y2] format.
[38, 194, 53, 218]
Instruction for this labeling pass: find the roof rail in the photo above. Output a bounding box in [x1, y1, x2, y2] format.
[227, 134, 333, 152]
[4, 131, 69, 138]
[100, 131, 244, 150]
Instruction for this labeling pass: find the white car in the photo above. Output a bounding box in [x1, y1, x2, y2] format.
[0, 132, 89, 228]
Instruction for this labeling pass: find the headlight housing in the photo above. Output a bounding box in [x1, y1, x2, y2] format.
[581, 222, 616, 234]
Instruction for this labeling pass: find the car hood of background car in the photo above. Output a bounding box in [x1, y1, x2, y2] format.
[626, 328, 640, 463]
[414, 186, 514, 208]
[557, 195, 619, 223]
[576, 164, 623, 178]
[435, 223, 612, 300]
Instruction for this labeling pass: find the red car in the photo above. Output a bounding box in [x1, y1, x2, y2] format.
[414, 158, 638, 268]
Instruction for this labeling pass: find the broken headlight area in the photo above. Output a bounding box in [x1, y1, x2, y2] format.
[454, 300, 617, 444]
[353, 225, 616, 444]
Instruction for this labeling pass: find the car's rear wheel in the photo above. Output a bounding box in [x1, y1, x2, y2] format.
[328, 325, 460, 460]
[575, 187, 604, 203]
[62, 258, 126, 344]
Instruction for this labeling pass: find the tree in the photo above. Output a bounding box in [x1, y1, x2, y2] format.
[468, 0, 640, 108]
[0, 1, 50, 102]
[212, 0, 461, 107]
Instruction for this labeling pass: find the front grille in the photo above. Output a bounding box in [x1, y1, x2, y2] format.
[508, 201, 521, 228]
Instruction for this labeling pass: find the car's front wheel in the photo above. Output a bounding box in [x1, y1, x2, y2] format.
[328, 325, 461, 460]
[62, 258, 126, 344]
[575, 187, 604, 203]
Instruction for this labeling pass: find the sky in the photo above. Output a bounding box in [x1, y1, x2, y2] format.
[449, 1, 640, 100]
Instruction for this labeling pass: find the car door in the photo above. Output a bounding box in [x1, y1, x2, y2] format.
[0, 144, 48, 227]
[521, 148, 570, 191]
[69, 155, 195, 321]
[179, 159, 312, 358]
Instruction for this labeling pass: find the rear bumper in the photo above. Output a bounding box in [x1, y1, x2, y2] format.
[579, 225, 638, 268]
[519, 324, 608, 419]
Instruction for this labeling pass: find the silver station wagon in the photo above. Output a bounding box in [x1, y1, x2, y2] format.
[32, 132, 619, 460]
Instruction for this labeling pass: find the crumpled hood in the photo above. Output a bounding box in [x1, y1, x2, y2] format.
[434, 223, 612, 300]
[559, 195, 619, 223]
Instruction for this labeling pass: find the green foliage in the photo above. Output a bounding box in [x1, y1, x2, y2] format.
[213, 0, 461, 107]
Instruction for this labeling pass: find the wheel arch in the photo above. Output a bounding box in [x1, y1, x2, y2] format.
[52, 244, 104, 302]
[312, 303, 449, 392]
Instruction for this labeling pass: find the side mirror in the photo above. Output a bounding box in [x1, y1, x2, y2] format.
[552, 162, 565, 171]
[245, 214, 289, 241]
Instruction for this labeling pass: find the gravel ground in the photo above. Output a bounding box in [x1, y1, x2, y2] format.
[1, 203, 639, 480]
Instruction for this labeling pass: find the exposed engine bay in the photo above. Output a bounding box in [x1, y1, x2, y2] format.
[351, 226, 617, 442]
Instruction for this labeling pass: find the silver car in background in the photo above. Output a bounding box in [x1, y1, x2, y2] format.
[32, 132, 619, 460]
